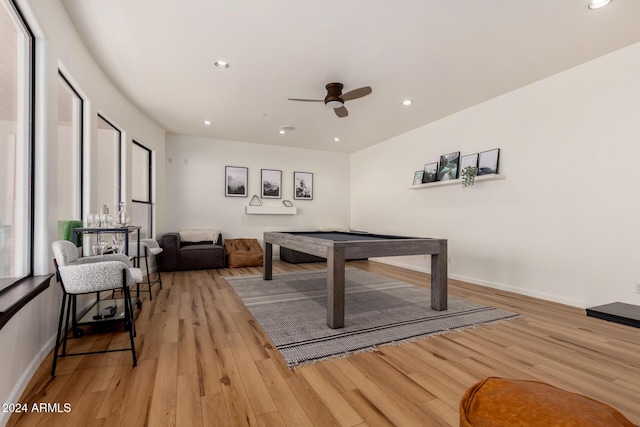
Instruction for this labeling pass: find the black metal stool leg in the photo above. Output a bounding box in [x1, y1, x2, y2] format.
[122, 271, 137, 366]
[61, 294, 73, 356]
[156, 258, 162, 290]
[144, 247, 153, 301]
[51, 292, 69, 376]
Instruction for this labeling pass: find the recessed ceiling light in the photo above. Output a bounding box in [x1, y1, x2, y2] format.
[402, 99, 413, 106]
[279, 130, 286, 135]
[214, 60, 229, 69]
[333, 137, 341, 142]
[202, 120, 212, 125]
[587, 0, 612, 9]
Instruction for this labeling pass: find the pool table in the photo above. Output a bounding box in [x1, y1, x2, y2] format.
[263, 231, 448, 328]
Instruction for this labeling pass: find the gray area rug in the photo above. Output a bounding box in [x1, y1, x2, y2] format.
[225, 269, 519, 367]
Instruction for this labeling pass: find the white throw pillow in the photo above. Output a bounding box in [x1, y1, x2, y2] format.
[179, 229, 220, 243]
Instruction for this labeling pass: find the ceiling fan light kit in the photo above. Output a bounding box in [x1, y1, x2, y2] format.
[288, 82, 372, 118]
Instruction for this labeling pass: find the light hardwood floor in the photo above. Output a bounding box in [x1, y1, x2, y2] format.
[9, 260, 640, 426]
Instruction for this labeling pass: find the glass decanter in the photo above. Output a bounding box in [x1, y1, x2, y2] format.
[116, 202, 130, 227]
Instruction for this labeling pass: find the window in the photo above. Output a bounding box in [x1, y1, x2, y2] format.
[57, 72, 83, 221]
[0, 0, 35, 291]
[96, 114, 121, 213]
[131, 141, 152, 238]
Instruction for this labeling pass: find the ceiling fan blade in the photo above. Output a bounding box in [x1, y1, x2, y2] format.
[288, 98, 324, 102]
[341, 86, 372, 101]
[334, 106, 348, 118]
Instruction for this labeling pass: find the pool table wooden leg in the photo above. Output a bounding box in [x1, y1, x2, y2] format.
[263, 242, 272, 280]
[431, 241, 448, 310]
[326, 246, 345, 328]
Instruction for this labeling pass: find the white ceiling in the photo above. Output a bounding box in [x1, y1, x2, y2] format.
[60, 0, 640, 153]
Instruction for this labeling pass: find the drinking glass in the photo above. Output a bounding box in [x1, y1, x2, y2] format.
[113, 235, 125, 254]
[100, 214, 112, 228]
[92, 236, 108, 255]
[87, 213, 99, 228]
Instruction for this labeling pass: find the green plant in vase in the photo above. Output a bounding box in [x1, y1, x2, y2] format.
[461, 166, 478, 189]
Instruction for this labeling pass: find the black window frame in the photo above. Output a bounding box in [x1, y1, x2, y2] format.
[57, 71, 84, 220]
[0, 0, 53, 330]
[96, 113, 123, 206]
[131, 140, 153, 237]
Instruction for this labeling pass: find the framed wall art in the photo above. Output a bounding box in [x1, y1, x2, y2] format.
[438, 151, 460, 181]
[422, 162, 438, 183]
[413, 170, 425, 185]
[294, 171, 313, 200]
[460, 153, 478, 172]
[477, 148, 500, 175]
[261, 169, 282, 198]
[225, 166, 248, 197]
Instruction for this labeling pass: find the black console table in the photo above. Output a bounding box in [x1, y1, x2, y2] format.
[72, 226, 141, 265]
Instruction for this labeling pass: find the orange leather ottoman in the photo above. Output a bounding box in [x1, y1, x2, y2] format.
[224, 238, 263, 268]
[460, 377, 634, 427]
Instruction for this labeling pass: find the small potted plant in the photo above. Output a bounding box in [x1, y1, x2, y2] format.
[461, 166, 477, 189]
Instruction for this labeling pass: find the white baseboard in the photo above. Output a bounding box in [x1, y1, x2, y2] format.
[371, 257, 588, 309]
[372, 257, 431, 274]
[0, 335, 56, 427]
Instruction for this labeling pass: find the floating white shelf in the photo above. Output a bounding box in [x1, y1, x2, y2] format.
[408, 174, 505, 189]
[245, 205, 297, 215]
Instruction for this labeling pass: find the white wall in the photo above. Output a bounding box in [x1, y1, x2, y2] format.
[164, 135, 351, 243]
[0, 0, 166, 424]
[352, 42, 640, 308]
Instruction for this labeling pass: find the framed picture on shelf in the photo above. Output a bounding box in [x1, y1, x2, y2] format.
[477, 148, 500, 175]
[460, 153, 478, 173]
[261, 169, 282, 198]
[422, 162, 438, 183]
[294, 171, 313, 200]
[413, 170, 425, 185]
[225, 166, 248, 197]
[438, 151, 460, 181]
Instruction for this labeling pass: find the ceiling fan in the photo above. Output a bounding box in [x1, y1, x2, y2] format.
[288, 82, 372, 118]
